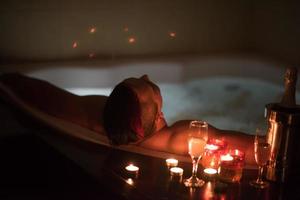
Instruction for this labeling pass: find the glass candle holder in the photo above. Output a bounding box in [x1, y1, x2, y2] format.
[201, 138, 226, 171]
[202, 151, 220, 171]
[125, 164, 139, 179]
[170, 167, 184, 182]
[207, 138, 227, 151]
[218, 149, 245, 183]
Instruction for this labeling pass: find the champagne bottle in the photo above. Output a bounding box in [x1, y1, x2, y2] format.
[280, 67, 297, 107]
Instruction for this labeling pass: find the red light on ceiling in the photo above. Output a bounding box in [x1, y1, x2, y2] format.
[169, 32, 176, 38]
[89, 27, 96, 34]
[89, 53, 95, 58]
[72, 42, 78, 48]
[124, 27, 129, 32]
[128, 37, 136, 44]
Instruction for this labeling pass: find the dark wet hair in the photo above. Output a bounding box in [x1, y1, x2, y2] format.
[103, 81, 157, 145]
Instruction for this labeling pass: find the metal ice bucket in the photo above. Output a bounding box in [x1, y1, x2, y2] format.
[265, 103, 300, 183]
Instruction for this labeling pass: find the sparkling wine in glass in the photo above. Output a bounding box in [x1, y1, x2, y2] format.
[184, 120, 208, 187]
[249, 129, 272, 188]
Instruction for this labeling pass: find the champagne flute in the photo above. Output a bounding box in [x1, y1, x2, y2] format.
[249, 128, 272, 188]
[184, 120, 208, 187]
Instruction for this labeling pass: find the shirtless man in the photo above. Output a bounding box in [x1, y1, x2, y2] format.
[0, 73, 255, 165]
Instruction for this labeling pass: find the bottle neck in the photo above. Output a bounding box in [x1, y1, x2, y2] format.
[281, 83, 296, 107]
[280, 67, 297, 107]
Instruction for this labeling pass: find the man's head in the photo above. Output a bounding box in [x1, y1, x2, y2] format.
[103, 75, 166, 145]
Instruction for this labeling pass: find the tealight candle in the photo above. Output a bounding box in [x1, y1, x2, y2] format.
[206, 144, 219, 151]
[170, 167, 184, 176]
[201, 138, 226, 170]
[219, 149, 245, 183]
[166, 158, 178, 168]
[125, 164, 139, 178]
[220, 154, 234, 161]
[204, 168, 218, 175]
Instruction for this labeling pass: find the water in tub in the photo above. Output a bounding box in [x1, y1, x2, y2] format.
[67, 77, 300, 135]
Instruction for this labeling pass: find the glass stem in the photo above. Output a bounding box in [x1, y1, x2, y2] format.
[192, 157, 200, 178]
[257, 165, 264, 183]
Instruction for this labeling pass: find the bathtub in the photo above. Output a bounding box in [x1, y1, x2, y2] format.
[4, 55, 300, 134]
[2, 55, 300, 174]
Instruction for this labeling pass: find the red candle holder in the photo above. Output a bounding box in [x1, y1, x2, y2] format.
[207, 138, 227, 151]
[202, 138, 227, 177]
[218, 149, 245, 183]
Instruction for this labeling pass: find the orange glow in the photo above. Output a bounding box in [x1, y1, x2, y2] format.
[203, 181, 214, 199]
[128, 37, 136, 44]
[169, 31, 176, 38]
[124, 27, 129, 32]
[89, 27, 96, 33]
[72, 41, 78, 48]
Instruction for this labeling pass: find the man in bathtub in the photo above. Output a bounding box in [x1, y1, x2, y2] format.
[0, 73, 255, 166]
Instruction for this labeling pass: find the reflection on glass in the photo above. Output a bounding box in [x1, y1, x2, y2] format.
[203, 181, 214, 199]
[126, 178, 134, 186]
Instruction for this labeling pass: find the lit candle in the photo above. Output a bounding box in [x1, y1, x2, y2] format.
[202, 144, 221, 170]
[204, 168, 217, 175]
[170, 167, 184, 176]
[202, 138, 227, 170]
[166, 158, 178, 168]
[126, 164, 139, 172]
[219, 149, 245, 183]
[220, 154, 234, 161]
[125, 164, 139, 178]
[207, 138, 227, 151]
[205, 144, 219, 151]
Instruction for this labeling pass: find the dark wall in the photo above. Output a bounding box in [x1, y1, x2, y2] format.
[252, 0, 300, 65]
[0, 0, 299, 65]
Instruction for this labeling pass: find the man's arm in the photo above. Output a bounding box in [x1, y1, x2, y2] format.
[140, 120, 255, 166]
